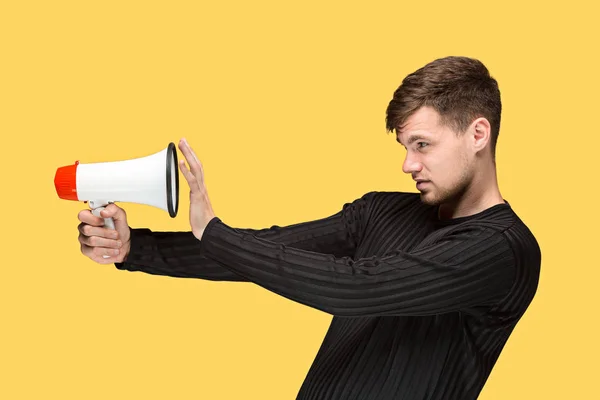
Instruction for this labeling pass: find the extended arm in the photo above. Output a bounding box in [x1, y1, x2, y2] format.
[198, 218, 516, 316]
[115, 192, 374, 281]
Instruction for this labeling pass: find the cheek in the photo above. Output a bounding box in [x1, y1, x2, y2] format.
[431, 156, 454, 181]
[431, 154, 465, 186]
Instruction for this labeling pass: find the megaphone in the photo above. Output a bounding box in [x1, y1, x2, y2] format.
[54, 142, 179, 232]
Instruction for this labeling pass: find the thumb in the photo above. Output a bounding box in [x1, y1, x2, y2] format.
[100, 203, 129, 230]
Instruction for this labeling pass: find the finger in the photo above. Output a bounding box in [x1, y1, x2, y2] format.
[98, 203, 130, 236]
[99, 203, 127, 221]
[179, 159, 201, 193]
[178, 138, 204, 182]
[78, 222, 119, 239]
[78, 209, 105, 226]
[78, 232, 122, 248]
[94, 246, 120, 258]
[81, 243, 120, 264]
[180, 137, 200, 165]
[81, 243, 120, 258]
[189, 145, 205, 177]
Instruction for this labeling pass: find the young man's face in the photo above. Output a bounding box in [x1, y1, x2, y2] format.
[396, 106, 473, 206]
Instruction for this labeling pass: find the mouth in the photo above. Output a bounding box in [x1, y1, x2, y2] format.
[416, 180, 430, 190]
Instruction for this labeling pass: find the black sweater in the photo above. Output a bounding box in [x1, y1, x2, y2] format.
[115, 191, 541, 400]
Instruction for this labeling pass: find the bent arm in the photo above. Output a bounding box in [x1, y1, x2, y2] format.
[114, 192, 374, 281]
[198, 218, 516, 316]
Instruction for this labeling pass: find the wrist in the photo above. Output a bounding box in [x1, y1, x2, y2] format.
[120, 241, 131, 262]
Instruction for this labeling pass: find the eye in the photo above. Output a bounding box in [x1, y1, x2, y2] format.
[417, 142, 428, 149]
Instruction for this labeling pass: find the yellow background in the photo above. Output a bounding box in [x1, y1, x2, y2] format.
[1, 0, 598, 399]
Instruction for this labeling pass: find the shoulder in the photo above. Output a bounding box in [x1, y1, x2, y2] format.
[474, 205, 541, 266]
[451, 208, 541, 298]
[472, 208, 541, 314]
[444, 205, 540, 257]
[500, 212, 542, 281]
[430, 204, 541, 277]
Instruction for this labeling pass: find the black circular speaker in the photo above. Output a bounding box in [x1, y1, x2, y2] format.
[166, 142, 179, 218]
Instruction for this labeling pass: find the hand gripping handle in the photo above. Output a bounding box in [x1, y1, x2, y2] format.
[90, 204, 116, 259]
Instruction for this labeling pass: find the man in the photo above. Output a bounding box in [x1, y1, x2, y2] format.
[77, 56, 541, 399]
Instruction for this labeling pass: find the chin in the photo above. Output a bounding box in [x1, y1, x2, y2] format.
[421, 181, 469, 208]
[419, 184, 458, 206]
[419, 190, 441, 206]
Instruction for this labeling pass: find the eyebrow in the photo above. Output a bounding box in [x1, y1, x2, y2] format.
[396, 134, 430, 146]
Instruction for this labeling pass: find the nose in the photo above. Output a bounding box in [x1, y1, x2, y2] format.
[402, 151, 422, 175]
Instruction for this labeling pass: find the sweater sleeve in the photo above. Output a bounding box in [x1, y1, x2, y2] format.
[197, 217, 517, 317]
[114, 192, 374, 281]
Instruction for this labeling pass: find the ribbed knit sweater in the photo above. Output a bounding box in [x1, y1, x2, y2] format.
[115, 191, 541, 400]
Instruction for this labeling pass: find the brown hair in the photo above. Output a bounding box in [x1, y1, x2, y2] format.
[385, 56, 502, 157]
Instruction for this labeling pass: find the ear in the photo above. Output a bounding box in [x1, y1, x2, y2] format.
[469, 117, 491, 154]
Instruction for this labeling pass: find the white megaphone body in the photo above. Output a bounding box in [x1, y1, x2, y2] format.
[54, 142, 179, 238]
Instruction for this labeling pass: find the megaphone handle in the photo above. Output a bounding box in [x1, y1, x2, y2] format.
[91, 207, 116, 259]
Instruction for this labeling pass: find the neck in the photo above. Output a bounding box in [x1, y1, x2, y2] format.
[437, 163, 505, 220]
